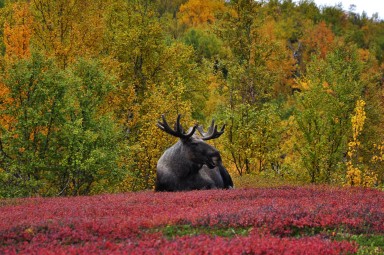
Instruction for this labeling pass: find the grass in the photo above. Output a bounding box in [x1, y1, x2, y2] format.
[337, 233, 384, 255]
[149, 222, 384, 254]
[150, 224, 252, 239]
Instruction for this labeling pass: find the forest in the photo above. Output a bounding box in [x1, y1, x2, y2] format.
[1, 0, 384, 197]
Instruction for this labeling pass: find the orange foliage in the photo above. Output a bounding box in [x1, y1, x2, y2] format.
[0, 3, 30, 133]
[303, 21, 334, 59]
[3, 3, 33, 61]
[179, 0, 226, 27]
[0, 83, 14, 132]
[259, 19, 296, 96]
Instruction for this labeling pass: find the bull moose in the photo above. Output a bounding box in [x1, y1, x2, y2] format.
[155, 114, 233, 191]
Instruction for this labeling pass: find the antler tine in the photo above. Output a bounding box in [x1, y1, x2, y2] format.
[198, 119, 225, 141]
[157, 114, 176, 136]
[177, 114, 198, 139]
[184, 124, 198, 139]
[196, 125, 206, 137]
[175, 114, 184, 133]
[197, 119, 213, 137]
[157, 114, 197, 140]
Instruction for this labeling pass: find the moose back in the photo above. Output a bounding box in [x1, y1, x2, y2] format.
[155, 114, 233, 191]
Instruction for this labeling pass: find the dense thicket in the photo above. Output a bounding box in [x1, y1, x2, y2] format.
[1, 0, 384, 197]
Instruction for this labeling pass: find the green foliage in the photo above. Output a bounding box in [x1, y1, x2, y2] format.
[294, 47, 365, 183]
[1, 0, 384, 195]
[0, 53, 67, 197]
[213, 0, 292, 177]
[352, 235, 384, 255]
[52, 59, 124, 196]
[333, 233, 384, 255]
[320, 5, 346, 36]
[219, 103, 285, 176]
[183, 28, 224, 61]
[0, 53, 124, 197]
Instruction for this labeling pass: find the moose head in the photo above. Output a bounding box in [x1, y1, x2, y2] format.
[155, 114, 233, 191]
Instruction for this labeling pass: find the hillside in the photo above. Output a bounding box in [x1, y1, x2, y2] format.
[1, 186, 384, 254]
[2, 0, 384, 197]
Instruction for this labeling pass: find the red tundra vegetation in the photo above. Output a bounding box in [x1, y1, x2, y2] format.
[1, 186, 383, 254]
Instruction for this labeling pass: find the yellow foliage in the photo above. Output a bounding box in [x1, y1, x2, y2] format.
[345, 99, 377, 187]
[368, 142, 384, 187]
[119, 81, 193, 191]
[346, 162, 362, 187]
[351, 100, 366, 142]
[31, 0, 107, 67]
[299, 80, 310, 90]
[203, 74, 226, 117]
[371, 143, 384, 163]
[179, 0, 226, 27]
[358, 48, 370, 63]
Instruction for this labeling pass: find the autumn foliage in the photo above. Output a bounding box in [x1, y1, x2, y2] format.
[179, 0, 226, 27]
[1, 0, 384, 197]
[3, 3, 32, 61]
[3, 186, 384, 254]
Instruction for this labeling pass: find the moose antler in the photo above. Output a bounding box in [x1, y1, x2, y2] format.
[157, 114, 197, 139]
[197, 119, 225, 140]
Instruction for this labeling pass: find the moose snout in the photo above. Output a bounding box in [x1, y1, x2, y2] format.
[206, 159, 216, 169]
[206, 152, 221, 169]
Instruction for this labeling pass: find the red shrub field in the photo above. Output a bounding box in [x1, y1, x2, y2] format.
[1, 186, 383, 254]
